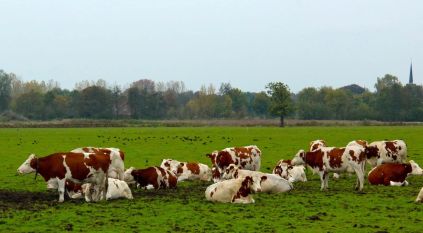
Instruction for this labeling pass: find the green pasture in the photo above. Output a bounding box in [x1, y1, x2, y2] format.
[0, 127, 422, 232]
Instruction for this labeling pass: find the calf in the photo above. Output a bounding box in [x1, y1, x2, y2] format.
[67, 178, 133, 201]
[124, 167, 177, 190]
[416, 187, 423, 203]
[205, 176, 261, 204]
[71, 147, 125, 180]
[365, 140, 407, 166]
[291, 145, 366, 191]
[17, 153, 109, 202]
[222, 164, 292, 193]
[206, 145, 261, 181]
[160, 159, 211, 181]
[368, 160, 423, 186]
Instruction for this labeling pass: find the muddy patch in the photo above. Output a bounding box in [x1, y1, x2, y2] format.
[0, 189, 73, 211]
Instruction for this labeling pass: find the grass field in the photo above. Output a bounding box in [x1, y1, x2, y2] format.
[1, 126, 423, 232]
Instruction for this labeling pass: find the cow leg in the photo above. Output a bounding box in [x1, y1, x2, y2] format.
[319, 171, 326, 191]
[57, 179, 66, 203]
[324, 171, 329, 190]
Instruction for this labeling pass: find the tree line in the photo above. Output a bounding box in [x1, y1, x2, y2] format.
[0, 70, 422, 123]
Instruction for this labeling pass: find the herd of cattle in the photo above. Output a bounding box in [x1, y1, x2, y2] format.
[16, 139, 423, 204]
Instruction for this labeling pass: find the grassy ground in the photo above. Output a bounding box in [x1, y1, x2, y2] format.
[0, 127, 422, 232]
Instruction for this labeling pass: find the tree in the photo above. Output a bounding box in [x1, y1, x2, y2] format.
[14, 91, 45, 119]
[266, 82, 293, 127]
[78, 86, 113, 119]
[0, 70, 12, 112]
[253, 92, 271, 117]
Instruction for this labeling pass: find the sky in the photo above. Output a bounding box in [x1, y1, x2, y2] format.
[0, 0, 422, 93]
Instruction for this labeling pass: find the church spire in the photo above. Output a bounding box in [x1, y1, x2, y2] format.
[409, 62, 413, 84]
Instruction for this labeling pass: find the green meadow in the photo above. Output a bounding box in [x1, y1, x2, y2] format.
[1, 127, 422, 232]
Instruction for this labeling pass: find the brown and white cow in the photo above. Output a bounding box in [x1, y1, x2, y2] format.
[160, 159, 211, 181]
[364, 140, 407, 167]
[17, 153, 109, 202]
[416, 187, 423, 203]
[124, 167, 177, 190]
[309, 140, 327, 152]
[69, 178, 133, 201]
[71, 147, 125, 180]
[367, 160, 422, 186]
[206, 145, 261, 181]
[205, 176, 261, 204]
[222, 164, 293, 193]
[272, 159, 307, 182]
[291, 145, 366, 191]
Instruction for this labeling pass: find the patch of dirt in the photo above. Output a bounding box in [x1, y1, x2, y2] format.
[0, 189, 59, 211]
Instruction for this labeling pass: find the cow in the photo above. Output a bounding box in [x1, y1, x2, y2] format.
[309, 140, 327, 152]
[364, 140, 407, 167]
[17, 153, 109, 202]
[367, 160, 423, 186]
[291, 144, 366, 191]
[346, 140, 368, 149]
[205, 176, 261, 204]
[286, 165, 307, 183]
[222, 164, 292, 193]
[206, 145, 261, 181]
[70, 178, 133, 201]
[416, 187, 423, 203]
[71, 147, 125, 180]
[124, 167, 177, 190]
[272, 159, 307, 182]
[160, 159, 211, 181]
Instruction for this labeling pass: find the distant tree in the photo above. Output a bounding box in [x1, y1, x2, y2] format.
[78, 86, 113, 119]
[340, 84, 366, 95]
[14, 91, 44, 119]
[227, 88, 248, 118]
[0, 70, 12, 112]
[252, 92, 270, 117]
[219, 83, 232, 95]
[266, 82, 293, 127]
[374, 74, 403, 121]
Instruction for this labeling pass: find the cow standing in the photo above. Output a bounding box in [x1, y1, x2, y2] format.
[206, 145, 261, 182]
[160, 159, 211, 181]
[291, 145, 366, 191]
[367, 160, 422, 186]
[205, 176, 261, 204]
[124, 167, 177, 190]
[17, 153, 110, 202]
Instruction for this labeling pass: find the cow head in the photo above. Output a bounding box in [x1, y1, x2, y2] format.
[17, 154, 37, 174]
[287, 165, 307, 182]
[206, 151, 219, 166]
[291, 150, 306, 165]
[244, 176, 261, 193]
[273, 165, 288, 179]
[410, 160, 423, 175]
[309, 140, 326, 151]
[124, 167, 136, 184]
[222, 164, 240, 179]
[160, 159, 180, 175]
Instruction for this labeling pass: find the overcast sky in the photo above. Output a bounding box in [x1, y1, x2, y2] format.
[0, 0, 421, 92]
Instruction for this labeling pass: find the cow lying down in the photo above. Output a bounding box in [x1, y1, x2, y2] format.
[160, 159, 211, 181]
[65, 178, 133, 201]
[223, 164, 293, 193]
[124, 167, 177, 190]
[205, 176, 261, 204]
[272, 159, 307, 183]
[368, 160, 423, 186]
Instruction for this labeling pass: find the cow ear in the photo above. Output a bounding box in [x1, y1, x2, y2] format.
[206, 154, 211, 158]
